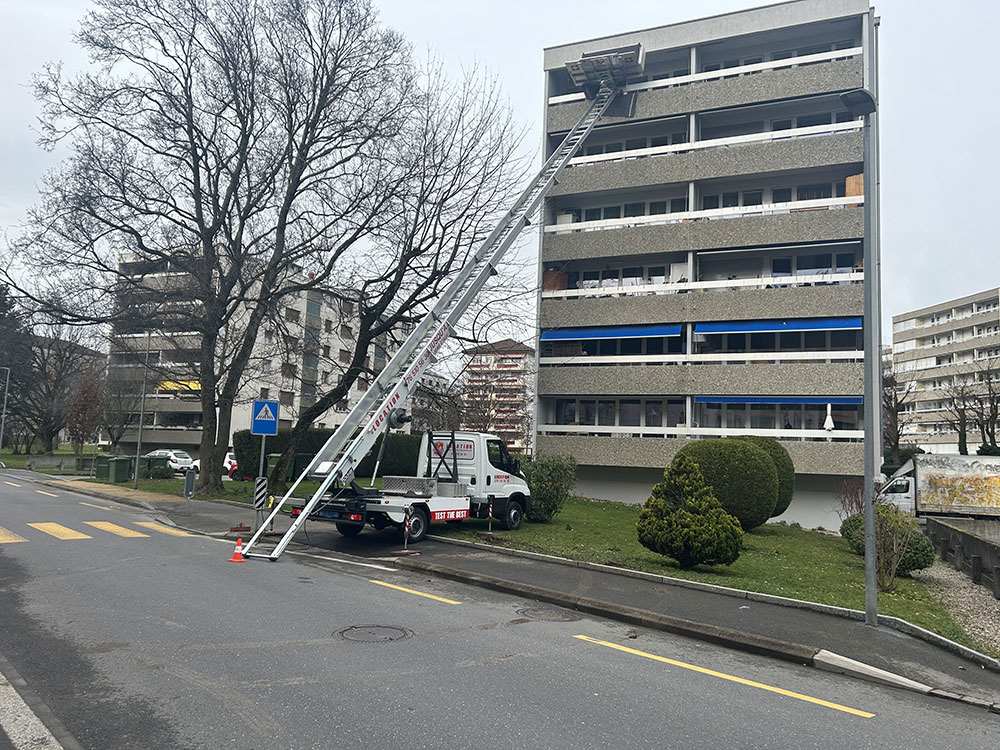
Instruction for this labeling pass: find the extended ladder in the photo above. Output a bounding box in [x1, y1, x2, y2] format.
[243, 80, 620, 561]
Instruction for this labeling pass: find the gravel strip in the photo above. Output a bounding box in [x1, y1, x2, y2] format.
[912, 560, 1000, 657]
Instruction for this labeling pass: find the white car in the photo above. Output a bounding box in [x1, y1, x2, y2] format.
[192, 452, 238, 478]
[144, 449, 194, 472]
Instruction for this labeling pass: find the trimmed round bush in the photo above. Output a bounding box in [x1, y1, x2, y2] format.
[522, 454, 577, 522]
[729, 436, 794, 517]
[674, 439, 778, 530]
[637, 454, 743, 569]
[839, 509, 935, 577]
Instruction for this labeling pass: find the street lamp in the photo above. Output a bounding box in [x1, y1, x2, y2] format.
[0, 366, 10, 466]
[840, 87, 880, 626]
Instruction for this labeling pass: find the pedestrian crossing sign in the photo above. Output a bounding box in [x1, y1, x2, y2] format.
[252, 399, 280, 435]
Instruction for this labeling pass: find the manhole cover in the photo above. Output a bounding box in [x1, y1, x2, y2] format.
[337, 625, 412, 643]
[516, 606, 581, 622]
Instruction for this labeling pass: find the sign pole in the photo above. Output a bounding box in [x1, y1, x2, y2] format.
[250, 399, 279, 532]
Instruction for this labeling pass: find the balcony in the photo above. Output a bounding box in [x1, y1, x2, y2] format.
[547, 51, 863, 133]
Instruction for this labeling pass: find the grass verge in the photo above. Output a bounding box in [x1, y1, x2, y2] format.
[435, 496, 995, 657]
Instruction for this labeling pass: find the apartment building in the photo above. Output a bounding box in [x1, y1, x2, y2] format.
[534, 0, 879, 527]
[108, 270, 397, 454]
[462, 339, 535, 452]
[892, 288, 1000, 454]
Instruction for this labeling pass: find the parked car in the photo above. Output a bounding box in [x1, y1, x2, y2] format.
[192, 452, 238, 478]
[143, 449, 194, 473]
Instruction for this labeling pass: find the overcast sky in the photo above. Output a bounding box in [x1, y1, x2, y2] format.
[2, 0, 997, 334]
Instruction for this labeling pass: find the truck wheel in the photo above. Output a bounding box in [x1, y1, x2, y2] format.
[403, 506, 429, 543]
[335, 522, 363, 537]
[500, 499, 523, 531]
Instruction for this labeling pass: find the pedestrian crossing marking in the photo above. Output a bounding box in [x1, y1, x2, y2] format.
[79, 502, 112, 511]
[0, 526, 28, 544]
[36, 490, 59, 498]
[134, 522, 196, 537]
[84, 521, 149, 538]
[255, 403, 276, 421]
[4, 481, 21, 487]
[27, 523, 91, 540]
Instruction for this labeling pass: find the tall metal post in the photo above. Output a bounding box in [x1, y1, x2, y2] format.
[0, 367, 10, 462]
[258, 434, 267, 479]
[133, 331, 152, 490]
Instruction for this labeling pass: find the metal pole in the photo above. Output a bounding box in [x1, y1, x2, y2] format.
[133, 331, 151, 490]
[0, 367, 10, 462]
[258, 434, 266, 479]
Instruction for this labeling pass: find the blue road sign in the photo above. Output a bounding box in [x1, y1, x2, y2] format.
[251, 400, 279, 436]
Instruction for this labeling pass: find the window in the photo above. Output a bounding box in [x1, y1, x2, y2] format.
[772, 119, 793, 131]
[598, 400, 616, 426]
[620, 338, 642, 355]
[323, 345, 330, 357]
[702, 194, 720, 210]
[339, 348, 351, 364]
[279, 390, 294, 406]
[341, 300, 354, 315]
[624, 202, 645, 218]
[584, 208, 602, 222]
[556, 399, 577, 425]
[796, 113, 832, 128]
[322, 370, 331, 384]
[772, 258, 792, 277]
[836, 252, 856, 271]
[259, 387, 270, 400]
[649, 201, 667, 215]
[722, 192, 739, 208]
[772, 187, 792, 203]
[264, 329, 274, 343]
[285, 307, 300, 323]
[650, 135, 670, 148]
[306, 299, 321, 317]
[604, 142, 622, 153]
[603, 206, 621, 220]
[646, 337, 664, 354]
[262, 360, 271, 373]
[357, 378, 368, 392]
[797, 184, 832, 201]
[281, 362, 297, 378]
[647, 266, 666, 284]
[585, 144, 603, 156]
[743, 190, 762, 206]
[340, 324, 353, 339]
[620, 400, 642, 427]
[670, 197, 688, 213]
[625, 138, 646, 151]
[579, 400, 597, 425]
[645, 401, 663, 427]
[325, 320, 332, 333]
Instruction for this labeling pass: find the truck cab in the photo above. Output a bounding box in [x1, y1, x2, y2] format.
[417, 431, 531, 530]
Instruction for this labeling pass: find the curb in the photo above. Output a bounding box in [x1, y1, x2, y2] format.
[396, 555, 1000, 712]
[38, 480, 158, 512]
[426, 533, 1000, 673]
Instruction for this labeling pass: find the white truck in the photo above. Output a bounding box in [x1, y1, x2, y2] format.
[289, 431, 530, 543]
[880, 453, 1000, 518]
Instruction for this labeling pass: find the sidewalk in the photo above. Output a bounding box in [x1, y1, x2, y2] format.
[42, 477, 1000, 710]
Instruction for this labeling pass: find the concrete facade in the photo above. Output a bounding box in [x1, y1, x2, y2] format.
[534, 0, 878, 527]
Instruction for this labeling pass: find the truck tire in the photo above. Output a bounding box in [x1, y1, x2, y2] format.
[335, 522, 363, 537]
[402, 506, 429, 543]
[500, 498, 523, 531]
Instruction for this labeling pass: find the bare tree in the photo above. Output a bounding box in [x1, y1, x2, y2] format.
[101, 370, 146, 453]
[66, 370, 105, 453]
[9, 0, 519, 491]
[970, 357, 1000, 452]
[941, 370, 977, 455]
[882, 358, 918, 466]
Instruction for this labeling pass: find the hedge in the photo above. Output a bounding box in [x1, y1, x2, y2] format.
[232, 428, 421, 481]
[674, 439, 777, 530]
[729, 436, 795, 517]
[839, 509, 935, 577]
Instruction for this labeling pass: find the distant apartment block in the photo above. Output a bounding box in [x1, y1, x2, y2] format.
[534, 0, 879, 527]
[892, 288, 1000, 454]
[461, 339, 534, 452]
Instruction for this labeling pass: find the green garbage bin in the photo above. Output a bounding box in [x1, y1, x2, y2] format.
[265, 453, 284, 480]
[150, 456, 169, 472]
[95, 455, 110, 480]
[108, 457, 130, 483]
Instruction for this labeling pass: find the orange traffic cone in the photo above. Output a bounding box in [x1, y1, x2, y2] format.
[228, 538, 246, 563]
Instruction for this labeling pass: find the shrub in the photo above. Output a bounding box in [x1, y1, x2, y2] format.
[839, 508, 934, 579]
[729, 436, 794, 517]
[637, 454, 742, 569]
[147, 466, 175, 480]
[522, 454, 577, 522]
[674, 439, 777, 530]
[976, 443, 1000, 456]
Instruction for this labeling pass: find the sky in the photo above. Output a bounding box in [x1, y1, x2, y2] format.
[2, 0, 998, 336]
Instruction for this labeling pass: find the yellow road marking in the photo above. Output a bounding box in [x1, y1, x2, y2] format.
[134, 522, 196, 537]
[0, 526, 28, 544]
[35, 490, 58, 498]
[573, 635, 875, 719]
[27, 523, 91, 540]
[369, 579, 461, 605]
[84, 521, 149, 538]
[79, 502, 112, 511]
[4, 481, 21, 487]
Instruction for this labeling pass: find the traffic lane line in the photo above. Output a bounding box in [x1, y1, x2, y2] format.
[573, 635, 875, 719]
[84, 521, 150, 538]
[26, 523, 91, 541]
[4, 481, 21, 487]
[0, 526, 28, 544]
[35, 490, 58, 498]
[133, 522, 196, 537]
[370, 579, 461, 605]
[79, 502, 112, 511]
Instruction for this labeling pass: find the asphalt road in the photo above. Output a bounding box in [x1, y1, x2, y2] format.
[0, 473, 996, 749]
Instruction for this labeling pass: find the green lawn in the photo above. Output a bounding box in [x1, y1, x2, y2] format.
[435, 496, 990, 655]
[1, 446, 83, 470]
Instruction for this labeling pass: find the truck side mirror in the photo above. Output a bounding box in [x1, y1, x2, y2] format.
[470, 476, 476, 485]
[513, 459, 520, 474]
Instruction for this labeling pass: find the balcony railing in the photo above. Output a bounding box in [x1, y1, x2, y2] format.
[542, 270, 862, 300]
[540, 350, 864, 366]
[544, 196, 863, 235]
[538, 423, 863, 441]
[565, 120, 861, 170]
[548, 47, 862, 105]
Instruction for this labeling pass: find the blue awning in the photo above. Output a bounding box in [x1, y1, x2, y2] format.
[540, 323, 681, 341]
[693, 317, 862, 334]
[694, 396, 863, 405]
